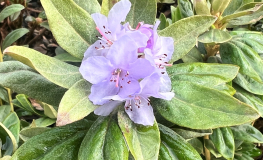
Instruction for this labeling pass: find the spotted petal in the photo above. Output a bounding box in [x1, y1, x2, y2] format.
[125, 98, 155, 126]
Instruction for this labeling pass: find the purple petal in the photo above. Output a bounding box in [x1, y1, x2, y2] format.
[144, 48, 155, 65]
[94, 101, 122, 116]
[107, 35, 138, 69]
[83, 41, 109, 60]
[155, 37, 174, 60]
[159, 72, 172, 92]
[108, 0, 131, 33]
[139, 73, 160, 97]
[159, 92, 174, 100]
[79, 56, 113, 84]
[125, 98, 155, 126]
[89, 80, 119, 105]
[128, 58, 155, 80]
[118, 78, 140, 98]
[126, 31, 149, 48]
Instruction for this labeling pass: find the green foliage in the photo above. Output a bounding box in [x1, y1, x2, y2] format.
[0, 4, 24, 22]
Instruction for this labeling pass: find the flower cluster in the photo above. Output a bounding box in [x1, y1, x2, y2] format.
[79, 0, 174, 126]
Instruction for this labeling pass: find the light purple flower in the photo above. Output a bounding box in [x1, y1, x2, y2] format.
[94, 73, 174, 125]
[80, 35, 155, 105]
[83, 0, 148, 60]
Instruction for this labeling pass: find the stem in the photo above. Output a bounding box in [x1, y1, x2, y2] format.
[6, 88, 14, 112]
[0, 46, 3, 62]
[0, 98, 3, 106]
[204, 135, 211, 160]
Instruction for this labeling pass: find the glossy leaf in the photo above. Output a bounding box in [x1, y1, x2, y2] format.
[159, 15, 217, 62]
[0, 61, 67, 106]
[33, 117, 56, 127]
[198, 29, 232, 43]
[210, 127, 235, 159]
[73, 0, 101, 14]
[0, 4, 24, 22]
[153, 81, 259, 129]
[43, 103, 57, 119]
[158, 124, 202, 160]
[101, 0, 119, 16]
[56, 80, 97, 126]
[126, 0, 157, 28]
[2, 28, 29, 51]
[41, 0, 97, 59]
[231, 124, 263, 143]
[19, 127, 50, 142]
[78, 116, 128, 160]
[11, 119, 93, 160]
[118, 110, 160, 160]
[4, 46, 83, 89]
[220, 39, 263, 95]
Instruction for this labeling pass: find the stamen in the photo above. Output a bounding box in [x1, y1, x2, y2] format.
[96, 27, 113, 45]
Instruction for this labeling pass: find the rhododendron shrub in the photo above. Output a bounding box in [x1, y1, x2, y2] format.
[1, 0, 263, 159]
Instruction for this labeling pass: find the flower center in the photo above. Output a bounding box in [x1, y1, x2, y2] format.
[110, 69, 131, 88]
[124, 96, 151, 111]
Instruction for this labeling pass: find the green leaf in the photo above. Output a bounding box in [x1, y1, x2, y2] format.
[0, 86, 9, 103]
[43, 103, 57, 119]
[234, 84, 263, 117]
[167, 63, 239, 94]
[11, 119, 93, 160]
[157, 0, 175, 3]
[40, 21, 50, 30]
[220, 39, 263, 95]
[193, 0, 211, 15]
[118, 110, 160, 160]
[101, 0, 119, 16]
[0, 61, 67, 106]
[126, 0, 157, 28]
[0, 156, 11, 160]
[236, 2, 263, 12]
[171, 6, 182, 23]
[229, 4, 263, 25]
[33, 117, 56, 127]
[231, 124, 263, 143]
[0, 4, 24, 22]
[172, 127, 212, 140]
[4, 46, 83, 89]
[210, 127, 235, 160]
[178, 0, 194, 18]
[40, 0, 97, 59]
[19, 127, 50, 142]
[0, 105, 18, 154]
[78, 116, 128, 160]
[159, 15, 217, 62]
[182, 47, 204, 63]
[73, 0, 101, 14]
[153, 81, 259, 129]
[198, 29, 232, 43]
[158, 13, 167, 30]
[1, 28, 29, 51]
[158, 124, 202, 160]
[204, 139, 222, 158]
[188, 138, 204, 154]
[211, 0, 231, 16]
[222, 0, 243, 16]
[54, 47, 82, 62]
[13, 94, 44, 116]
[56, 80, 97, 126]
